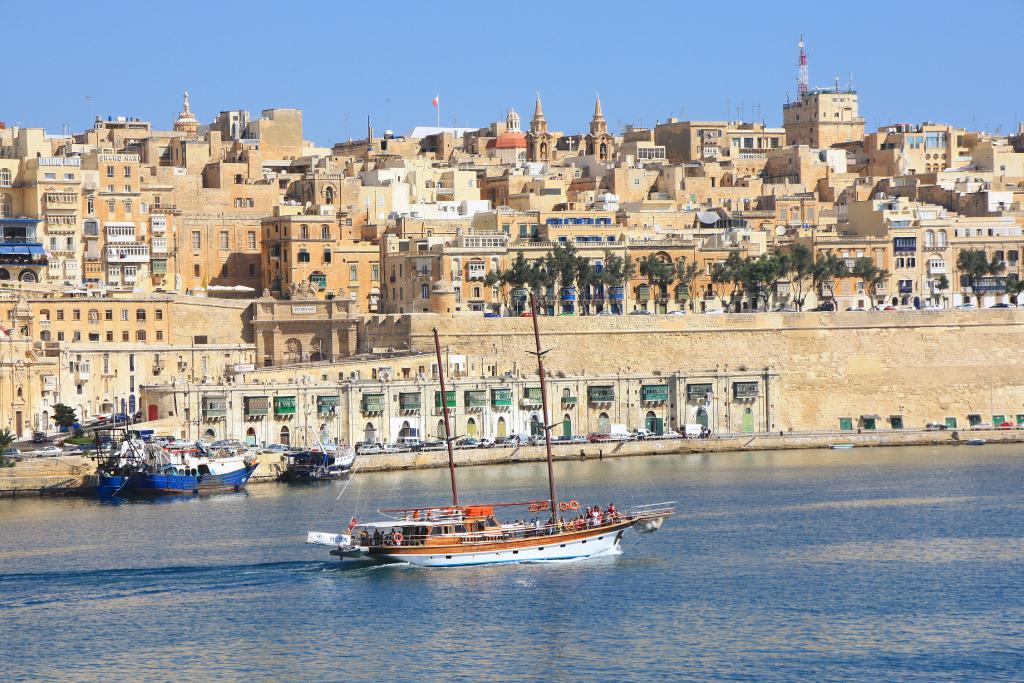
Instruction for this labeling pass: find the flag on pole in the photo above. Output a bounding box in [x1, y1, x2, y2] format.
[347, 516, 358, 531]
[431, 95, 439, 107]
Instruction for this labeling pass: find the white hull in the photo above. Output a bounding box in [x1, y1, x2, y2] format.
[323, 529, 626, 567]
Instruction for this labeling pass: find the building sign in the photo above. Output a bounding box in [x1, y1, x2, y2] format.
[733, 382, 760, 399]
[232, 363, 256, 373]
[291, 306, 316, 314]
[98, 153, 141, 163]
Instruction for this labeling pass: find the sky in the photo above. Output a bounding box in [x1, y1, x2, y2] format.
[5, 0, 1024, 146]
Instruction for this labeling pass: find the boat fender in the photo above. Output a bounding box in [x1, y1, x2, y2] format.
[392, 532, 404, 545]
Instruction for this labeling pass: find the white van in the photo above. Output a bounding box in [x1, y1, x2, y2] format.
[683, 424, 705, 438]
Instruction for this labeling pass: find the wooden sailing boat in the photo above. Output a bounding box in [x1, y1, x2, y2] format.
[307, 295, 674, 567]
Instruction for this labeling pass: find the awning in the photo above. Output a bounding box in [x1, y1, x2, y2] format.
[861, 414, 880, 420]
[0, 244, 46, 255]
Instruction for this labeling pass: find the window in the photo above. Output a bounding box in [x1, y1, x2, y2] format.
[136, 330, 146, 341]
[220, 231, 229, 250]
[104, 309, 113, 321]
[155, 309, 163, 321]
[191, 231, 201, 250]
[421, 283, 430, 299]
[156, 330, 163, 341]
[56, 310, 64, 321]
[323, 249, 331, 264]
[121, 309, 128, 321]
[123, 199, 132, 213]
[349, 265, 358, 281]
[300, 224, 309, 239]
[321, 225, 330, 240]
[124, 167, 131, 178]
[371, 264, 380, 281]
[72, 309, 81, 321]
[0, 168, 10, 186]
[298, 249, 310, 263]
[247, 231, 256, 249]
[106, 165, 115, 178]
[136, 309, 146, 321]
[194, 264, 201, 277]
[106, 331, 113, 342]
[64, 172, 75, 181]
[107, 200, 116, 212]
[122, 331, 129, 341]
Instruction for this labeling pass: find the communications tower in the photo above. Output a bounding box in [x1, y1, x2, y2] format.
[797, 34, 809, 96]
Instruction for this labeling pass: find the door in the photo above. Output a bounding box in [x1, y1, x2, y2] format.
[245, 427, 256, 447]
[945, 416, 957, 429]
[562, 415, 572, 439]
[496, 417, 507, 438]
[645, 411, 657, 434]
[742, 407, 755, 434]
[15, 411, 23, 438]
[466, 418, 477, 438]
[598, 412, 610, 434]
[696, 407, 709, 429]
[148, 404, 158, 421]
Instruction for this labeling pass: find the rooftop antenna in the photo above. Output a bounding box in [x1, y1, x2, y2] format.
[834, 74, 840, 93]
[849, 72, 855, 92]
[797, 34, 809, 97]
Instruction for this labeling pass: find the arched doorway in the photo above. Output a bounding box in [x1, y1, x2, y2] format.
[530, 414, 543, 437]
[496, 417, 507, 438]
[645, 410, 661, 435]
[598, 412, 610, 434]
[280, 425, 290, 445]
[19, 270, 37, 282]
[466, 418, 478, 438]
[436, 419, 446, 440]
[399, 421, 414, 439]
[696, 407, 709, 429]
[204, 428, 216, 440]
[363, 422, 377, 444]
[562, 414, 572, 439]
[245, 427, 257, 447]
[742, 407, 755, 434]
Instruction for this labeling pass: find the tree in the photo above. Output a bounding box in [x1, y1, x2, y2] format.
[852, 257, 890, 305]
[738, 255, 784, 312]
[53, 403, 77, 432]
[957, 249, 1004, 302]
[574, 258, 598, 315]
[673, 257, 703, 311]
[1006, 273, 1024, 305]
[710, 258, 737, 310]
[0, 427, 14, 451]
[812, 252, 849, 305]
[934, 273, 950, 306]
[601, 250, 635, 313]
[638, 254, 676, 307]
[785, 244, 815, 310]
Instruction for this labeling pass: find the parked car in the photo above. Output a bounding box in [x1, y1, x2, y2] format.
[356, 443, 384, 455]
[661, 429, 682, 439]
[846, 306, 867, 312]
[2, 447, 22, 458]
[483, 312, 501, 318]
[996, 421, 1015, 430]
[418, 440, 446, 451]
[924, 422, 948, 431]
[812, 301, 836, 312]
[989, 303, 1011, 309]
[703, 309, 724, 315]
[632, 428, 652, 440]
[478, 437, 496, 448]
[519, 311, 534, 318]
[455, 438, 481, 449]
[31, 431, 48, 444]
[955, 303, 977, 310]
[668, 310, 687, 315]
[629, 309, 652, 315]
[588, 433, 613, 443]
[33, 446, 62, 457]
[971, 422, 994, 431]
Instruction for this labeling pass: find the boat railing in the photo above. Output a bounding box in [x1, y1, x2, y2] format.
[361, 514, 636, 548]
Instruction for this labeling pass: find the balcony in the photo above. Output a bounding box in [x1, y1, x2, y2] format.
[641, 384, 669, 403]
[464, 390, 487, 412]
[105, 244, 150, 263]
[202, 396, 228, 419]
[0, 242, 47, 266]
[105, 227, 138, 243]
[273, 396, 297, 416]
[244, 397, 270, 418]
[361, 393, 386, 414]
[491, 389, 512, 408]
[44, 193, 79, 209]
[521, 389, 543, 408]
[433, 390, 456, 414]
[398, 393, 421, 413]
[561, 395, 578, 406]
[75, 368, 90, 382]
[588, 386, 615, 404]
[928, 262, 947, 274]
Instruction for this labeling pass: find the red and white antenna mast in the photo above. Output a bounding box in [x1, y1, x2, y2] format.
[797, 34, 809, 96]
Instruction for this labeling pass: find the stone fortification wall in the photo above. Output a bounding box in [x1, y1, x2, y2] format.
[168, 297, 253, 345]
[362, 310, 1024, 432]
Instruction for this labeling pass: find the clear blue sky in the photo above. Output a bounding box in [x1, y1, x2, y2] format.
[5, 0, 1023, 145]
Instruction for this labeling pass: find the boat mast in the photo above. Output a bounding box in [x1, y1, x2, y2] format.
[529, 294, 558, 523]
[433, 327, 459, 507]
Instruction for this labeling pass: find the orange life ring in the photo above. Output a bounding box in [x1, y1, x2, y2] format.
[392, 532, 404, 545]
[558, 501, 570, 511]
[528, 501, 549, 513]
[569, 500, 580, 510]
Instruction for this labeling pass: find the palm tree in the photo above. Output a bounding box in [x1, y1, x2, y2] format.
[0, 427, 15, 451]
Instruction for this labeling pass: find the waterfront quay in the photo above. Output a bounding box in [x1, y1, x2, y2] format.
[3, 427, 1021, 497]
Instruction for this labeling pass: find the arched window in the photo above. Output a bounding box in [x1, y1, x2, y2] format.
[16, 387, 23, 399]
[280, 425, 290, 445]
[19, 271, 37, 282]
[136, 330, 146, 341]
[924, 230, 935, 247]
[466, 417, 477, 438]
[0, 193, 11, 218]
[284, 338, 302, 364]
[421, 283, 430, 299]
[298, 249, 310, 263]
[436, 419, 446, 439]
[599, 143, 607, 159]
[299, 224, 309, 239]
[496, 416, 507, 438]
[205, 428, 216, 439]
[245, 427, 257, 447]
[598, 412, 610, 434]
[937, 230, 947, 247]
[320, 224, 330, 240]
[324, 186, 335, 205]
